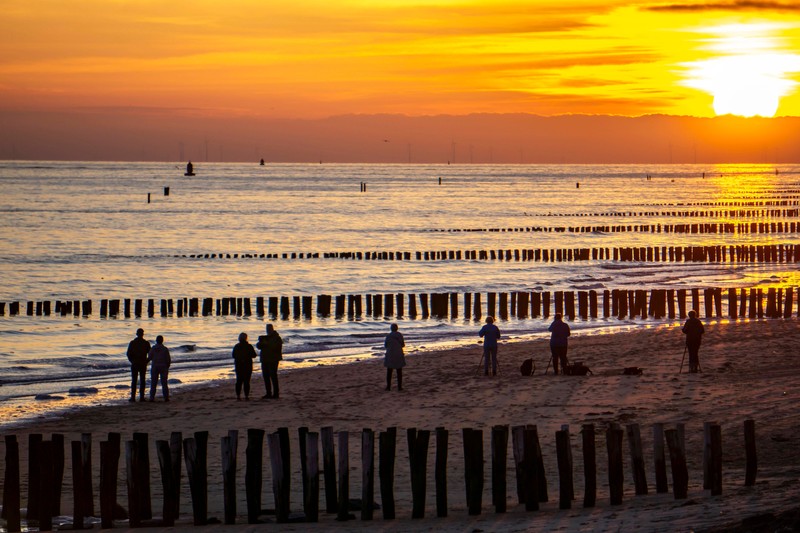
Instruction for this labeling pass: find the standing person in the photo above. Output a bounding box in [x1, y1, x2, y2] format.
[232, 332, 257, 400]
[126, 328, 150, 402]
[682, 310, 705, 373]
[384, 323, 406, 391]
[257, 324, 283, 399]
[548, 313, 571, 375]
[147, 335, 171, 402]
[478, 316, 501, 376]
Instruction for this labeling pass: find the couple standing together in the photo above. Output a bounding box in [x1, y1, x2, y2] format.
[231, 324, 283, 400]
[126, 328, 172, 402]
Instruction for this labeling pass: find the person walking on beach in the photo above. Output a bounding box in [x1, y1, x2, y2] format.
[548, 313, 571, 375]
[232, 332, 257, 400]
[126, 328, 150, 402]
[257, 324, 283, 399]
[478, 316, 501, 376]
[682, 310, 705, 373]
[384, 323, 406, 391]
[147, 335, 171, 401]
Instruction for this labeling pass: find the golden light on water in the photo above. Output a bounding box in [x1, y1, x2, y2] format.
[683, 24, 800, 118]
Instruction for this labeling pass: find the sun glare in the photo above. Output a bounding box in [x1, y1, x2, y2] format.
[683, 24, 800, 117]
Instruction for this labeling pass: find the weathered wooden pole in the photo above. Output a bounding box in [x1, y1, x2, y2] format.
[744, 420, 757, 486]
[277, 426, 292, 515]
[51, 433, 65, 517]
[26, 433, 42, 520]
[132, 432, 151, 519]
[183, 431, 209, 525]
[245, 428, 265, 524]
[37, 440, 54, 531]
[435, 427, 448, 517]
[653, 423, 668, 493]
[337, 431, 351, 522]
[298, 427, 309, 505]
[305, 431, 320, 523]
[268, 432, 289, 523]
[491, 425, 508, 513]
[100, 434, 121, 529]
[462, 428, 484, 515]
[169, 432, 183, 520]
[320, 426, 338, 514]
[408, 428, 431, 518]
[581, 424, 596, 508]
[511, 425, 526, 504]
[358, 429, 374, 521]
[154, 440, 176, 526]
[221, 430, 239, 525]
[709, 424, 722, 496]
[665, 428, 688, 499]
[3, 435, 21, 532]
[627, 423, 648, 495]
[379, 427, 397, 519]
[124, 440, 140, 528]
[555, 429, 572, 509]
[522, 427, 540, 511]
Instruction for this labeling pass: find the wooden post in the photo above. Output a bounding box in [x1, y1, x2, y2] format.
[665, 429, 688, 499]
[51, 433, 65, 517]
[522, 427, 539, 511]
[299, 427, 309, 506]
[153, 440, 175, 526]
[491, 425, 508, 513]
[462, 428, 484, 515]
[27, 434, 42, 520]
[744, 420, 757, 486]
[581, 424, 596, 508]
[3, 435, 21, 532]
[606, 425, 624, 505]
[124, 440, 139, 528]
[37, 440, 54, 531]
[183, 431, 209, 525]
[169, 432, 182, 521]
[435, 427, 448, 517]
[221, 430, 238, 525]
[379, 428, 397, 519]
[245, 428, 265, 524]
[511, 426, 526, 505]
[132, 432, 151, 519]
[337, 431, 351, 522]
[408, 428, 431, 518]
[626, 423, 648, 495]
[321, 426, 338, 514]
[268, 432, 289, 523]
[277, 427, 291, 515]
[100, 435, 121, 529]
[653, 423, 668, 493]
[305, 431, 320, 522]
[555, 429, 572, 509]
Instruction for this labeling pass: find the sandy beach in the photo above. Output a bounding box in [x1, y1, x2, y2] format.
[2, 318, 800, 532]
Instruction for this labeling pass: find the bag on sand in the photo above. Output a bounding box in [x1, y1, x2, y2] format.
[520, 358, 535, 376]
[623, 367, 643, 375]
[564, 361, 592, 376]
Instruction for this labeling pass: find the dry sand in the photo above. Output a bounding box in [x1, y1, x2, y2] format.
[2, 318, 800, 532]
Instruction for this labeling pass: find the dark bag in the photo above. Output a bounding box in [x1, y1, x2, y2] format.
[623, 367, 643, 375]
[564, 362, 592, 376]
[520, 358, 535, 376]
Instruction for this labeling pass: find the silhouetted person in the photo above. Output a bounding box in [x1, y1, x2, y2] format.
[186, 161, 194, 175]
[478, 316, 501, 376]
[147, 335, 171, 401]
[548, 313, 571, 375]
[682, 310, 705, 373]
[384, 323, 406, 391]
[260, 158, 265, 165]
[232, 332, 257, 400]
[127, 328, 150, 402]
[257, 324, 283, 399]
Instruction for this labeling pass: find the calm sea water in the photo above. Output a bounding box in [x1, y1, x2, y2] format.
[1, 161, 799, 426]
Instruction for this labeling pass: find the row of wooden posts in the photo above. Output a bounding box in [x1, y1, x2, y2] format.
[427, 221, 800, 234]
[535, 208, 800, 218]
[177, 243, 800, 264]
[3, 287, 799, 322]
[1, 420, 759, 530]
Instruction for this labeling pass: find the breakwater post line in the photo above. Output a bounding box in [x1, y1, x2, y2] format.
[0, 420, 759, 528]
[5, 287, 798, 322]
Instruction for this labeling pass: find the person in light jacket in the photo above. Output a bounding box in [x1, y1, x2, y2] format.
[232, 332, 257, 400]
[384, 323, 406, 391]
[147, 335, 171, 402]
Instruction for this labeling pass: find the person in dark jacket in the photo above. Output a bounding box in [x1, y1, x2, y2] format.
[478, 316, 501, 376]
[147, 335, 171, 401]
[256, 324, 283, 399]
[384, 323, 406, 391]
[682, 310, 705, 373]
[548, 313, 571, 375]
[126, 328, 150, 402]
[232, 332, 257, 400]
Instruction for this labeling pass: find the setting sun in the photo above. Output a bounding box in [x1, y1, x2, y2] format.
[683, 24, 800, 118]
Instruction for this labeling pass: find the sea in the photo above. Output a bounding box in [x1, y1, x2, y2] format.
[1, 161, 799, 428]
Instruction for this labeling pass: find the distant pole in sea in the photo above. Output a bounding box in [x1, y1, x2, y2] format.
[147, 193, 151, 204]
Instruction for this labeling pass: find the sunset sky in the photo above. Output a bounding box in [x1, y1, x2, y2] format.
[3, 1, 800, 161]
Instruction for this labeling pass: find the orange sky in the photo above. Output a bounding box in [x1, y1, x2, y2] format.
[3, 0, 800, 119]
